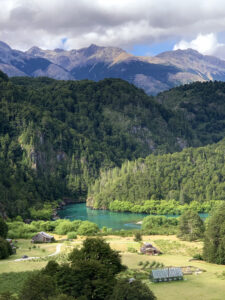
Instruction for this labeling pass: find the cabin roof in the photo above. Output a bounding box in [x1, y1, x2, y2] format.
[39, 232, 53, 239]
[152, 268, 183, 279]
[32, 232, 54, 239]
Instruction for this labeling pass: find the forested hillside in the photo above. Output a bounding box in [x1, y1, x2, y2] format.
[156, 81, 225, 145]
[88, 139, 225, 210]
[2, 71, 225, 218]
[0, 71, 191, 218]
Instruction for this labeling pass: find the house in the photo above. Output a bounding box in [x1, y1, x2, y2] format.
[150, 267, 183, 282]
[140, 242, 161, 255]
[31, 232, 54, 243]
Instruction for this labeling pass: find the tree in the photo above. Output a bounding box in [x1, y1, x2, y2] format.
[203, 203, 225, 264]
[109, 279, 157, 300]
[134, 232, 142, 242]
[0, 238, 11, 259]
[0, 218, 8, 239]
[42, 238, 126, 299]
[76, 221, 99, 236]
[19, 272, 57, 300]
[53, 261, 115, 300]
[177, 210, 204, 241]
[69, 238, 126, 275]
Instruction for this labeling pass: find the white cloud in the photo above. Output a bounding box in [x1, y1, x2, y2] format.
[173, 33, 225, 59]
[0, 0, 225, 57]
[173, 33, 222, 54]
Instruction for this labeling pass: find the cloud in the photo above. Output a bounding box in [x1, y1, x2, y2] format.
[0, 0, 225, 57]
[173, 33, 221, 54]
[173, 33, 225, 59]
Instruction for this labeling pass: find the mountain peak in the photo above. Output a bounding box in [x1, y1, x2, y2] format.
[156, 48, 203, 59]
[0, 41, 11, 51]
[26, 46, 42, 55]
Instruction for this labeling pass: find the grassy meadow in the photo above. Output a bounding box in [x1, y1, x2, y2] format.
[0, 235, 225, 299]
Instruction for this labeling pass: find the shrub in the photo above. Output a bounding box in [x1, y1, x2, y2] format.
[134, 232, 142, 242]
[67, 232, 77, 239]
[76, 221, 99, 236]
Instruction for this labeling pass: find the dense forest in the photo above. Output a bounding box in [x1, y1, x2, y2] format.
[1, 69, 225, 218]
[156, 81, 225, 145]
[88, 138, 225, 210]
[0, 71, 193, 218]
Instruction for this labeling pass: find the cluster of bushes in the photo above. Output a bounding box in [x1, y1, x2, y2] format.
[109, 199, 220, 215]
[141, 215, 179, 235]
[7, 219, 100, 239]
[138, 260, 165, 270]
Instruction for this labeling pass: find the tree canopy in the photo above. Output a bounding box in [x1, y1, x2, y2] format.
[177, 210, 204, 241]
[203, 203, 225, 264]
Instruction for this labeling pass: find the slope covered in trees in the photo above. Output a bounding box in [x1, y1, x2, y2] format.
[156, 80, 225, 146]
[2, 71, 225, 218]
[88, 138, 225, 209]
[0, 71, 192, 218]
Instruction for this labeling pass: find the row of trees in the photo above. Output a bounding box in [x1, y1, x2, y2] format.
[108, 199, 219, 215]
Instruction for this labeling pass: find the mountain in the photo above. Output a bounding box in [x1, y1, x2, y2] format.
[2, 41, 225, 94]
[0, 73, 192, 218]
[0, 41, 73, 80]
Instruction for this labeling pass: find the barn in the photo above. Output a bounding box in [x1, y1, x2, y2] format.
[31, 232, 54, 243]
[150, 267, 183, 282]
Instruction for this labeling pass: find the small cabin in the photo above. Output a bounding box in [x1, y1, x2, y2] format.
[31, 232, 54, 243]
[151, 267, 183, 282]
[140, 242, 161, 255]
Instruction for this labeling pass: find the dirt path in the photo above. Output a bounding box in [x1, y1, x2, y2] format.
[14, 243, 62, 261]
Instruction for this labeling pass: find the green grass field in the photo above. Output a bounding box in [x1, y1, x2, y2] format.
[0, 235, 225, 299]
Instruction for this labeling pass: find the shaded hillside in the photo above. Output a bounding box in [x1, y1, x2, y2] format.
[156, 81, 225, 145]
[0, 73, 190, 218]
[88, 139, 225, 210]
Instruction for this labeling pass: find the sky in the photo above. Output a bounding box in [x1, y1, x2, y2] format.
[1, 0, 225, 59]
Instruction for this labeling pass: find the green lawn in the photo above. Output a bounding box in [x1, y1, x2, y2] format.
[119, 235, 225, 300]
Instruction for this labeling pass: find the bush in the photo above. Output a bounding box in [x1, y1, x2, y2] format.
[134, 232, 142, 242]
[55, 220, 82, 235]
[109, 278, 156, 300]
[0, 238, 11, 259]
[67, 232, 77, 239]
[192, 253, 203, 260]
[19, 272, 57, 300]
[76, 221, 99, 236]
[127, 247, 137, 253]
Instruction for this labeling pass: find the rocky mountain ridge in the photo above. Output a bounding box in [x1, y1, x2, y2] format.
[2, 41, 225, 94]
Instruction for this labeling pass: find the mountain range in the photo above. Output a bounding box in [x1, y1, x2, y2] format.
[1, 41, 225, 94]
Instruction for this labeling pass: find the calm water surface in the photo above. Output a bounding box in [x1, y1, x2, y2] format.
[58, 203, 208, 230]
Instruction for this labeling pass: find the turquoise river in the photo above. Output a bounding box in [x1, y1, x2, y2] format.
[58, 203, 208, 230]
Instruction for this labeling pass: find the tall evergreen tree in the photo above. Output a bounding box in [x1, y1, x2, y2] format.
[177, 210, 204, 241]
[203, 203, 225, 264]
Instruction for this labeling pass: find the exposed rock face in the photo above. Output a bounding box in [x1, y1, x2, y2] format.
[1, 41, 225, 94]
